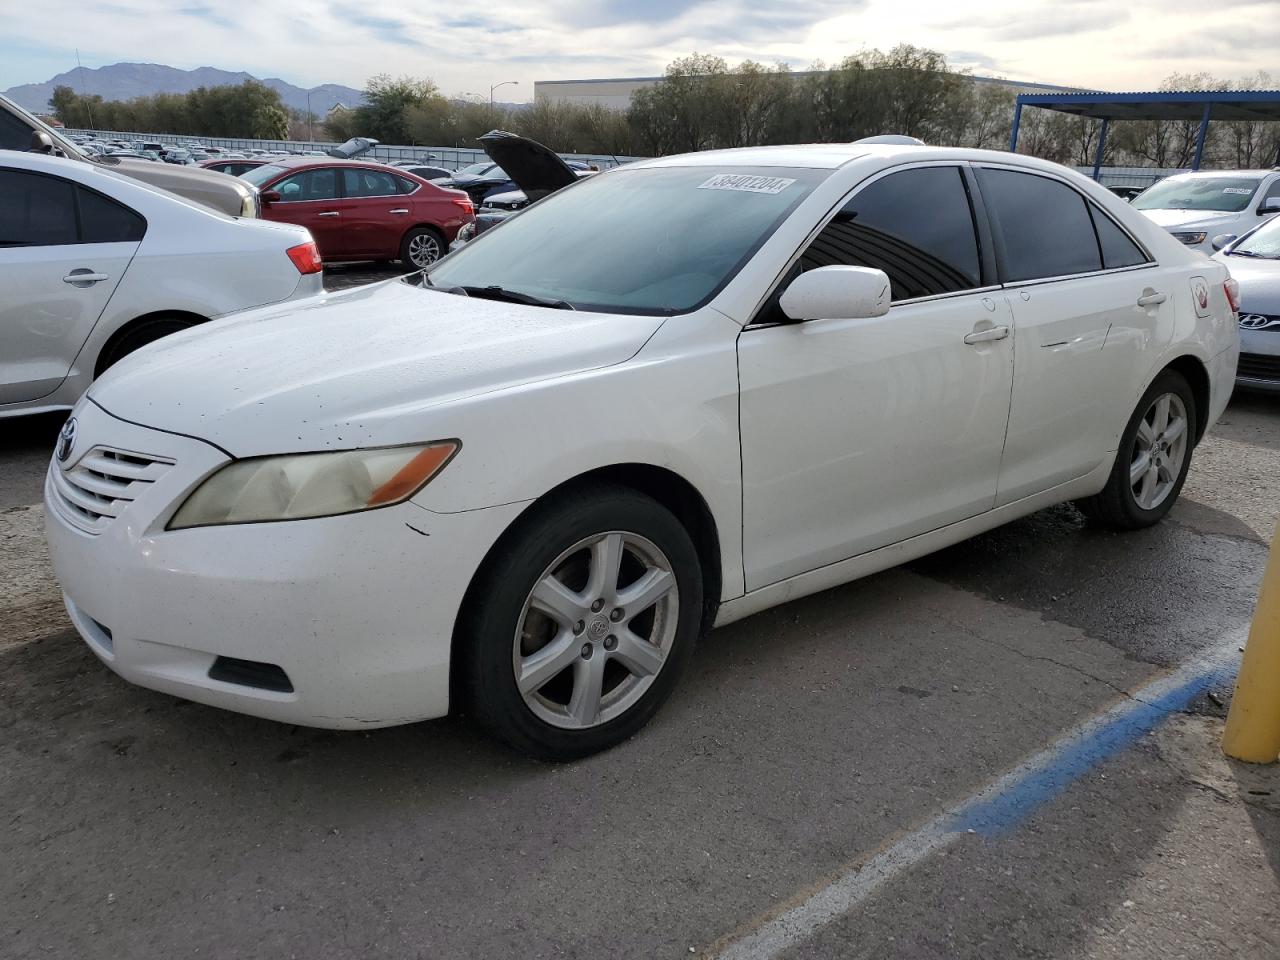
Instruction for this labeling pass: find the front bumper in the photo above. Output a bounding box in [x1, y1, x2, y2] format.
[1237, 327, 1280, 392]
[44, 399, 526, 729]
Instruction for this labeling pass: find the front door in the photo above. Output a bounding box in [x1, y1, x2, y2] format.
[0, 168, 140, 404]
[738, 165, 1015, 590]
[265, 166, 349, 259]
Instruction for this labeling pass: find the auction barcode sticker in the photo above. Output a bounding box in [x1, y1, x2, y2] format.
[1222, 187, 1253, 195]
[699, 174, 797, 195]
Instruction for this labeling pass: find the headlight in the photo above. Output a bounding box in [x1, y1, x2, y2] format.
[168, 441, 459, 530]
[242, 188, 261, 219]
[455, 221, 476, 244]
[1170, 231, 1208, 245]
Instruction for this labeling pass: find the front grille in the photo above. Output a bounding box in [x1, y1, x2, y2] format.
[1238, 353, 1280, 382]
[51, 446, 173, 534]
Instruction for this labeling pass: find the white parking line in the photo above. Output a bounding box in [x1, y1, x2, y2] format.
[714, 631, 1245, 959]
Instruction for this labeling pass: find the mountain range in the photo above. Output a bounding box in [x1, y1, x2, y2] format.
[3, 62, 366, 115]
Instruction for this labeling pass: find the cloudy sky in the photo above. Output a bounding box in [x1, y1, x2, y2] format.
[4, 0, 1278, 97]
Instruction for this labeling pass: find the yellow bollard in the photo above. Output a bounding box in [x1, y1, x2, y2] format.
[1223, 525, 1280, 763]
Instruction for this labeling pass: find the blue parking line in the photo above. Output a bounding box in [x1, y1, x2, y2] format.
[950, 663, 1234, 836]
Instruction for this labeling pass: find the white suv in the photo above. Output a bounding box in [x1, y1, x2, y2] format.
[1132, 169, 1280, 255]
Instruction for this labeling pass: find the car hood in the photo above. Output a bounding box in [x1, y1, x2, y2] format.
[1215, 253, 1280, 313]
[478, 130, 577, 201]
[97, 155, 254, 216]
[1138, 208, 1245, 232]
[88, 279, 665, 457]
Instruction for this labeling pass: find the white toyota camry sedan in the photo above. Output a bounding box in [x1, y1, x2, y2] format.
[45, 143, 1240, 759]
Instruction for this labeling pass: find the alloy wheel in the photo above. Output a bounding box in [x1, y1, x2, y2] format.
[1129, 392, 1188, 511]
[408, 233, 441, 267]
[513, 531, 679, 730]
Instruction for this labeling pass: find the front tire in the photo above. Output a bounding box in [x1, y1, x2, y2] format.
[459, 485, 703, 760]
[1076, 369, 1196, 529]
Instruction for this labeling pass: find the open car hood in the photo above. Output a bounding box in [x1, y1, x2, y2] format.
[478, 130, 578, 202]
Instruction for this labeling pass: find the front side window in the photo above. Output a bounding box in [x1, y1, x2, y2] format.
[0, 109, 33, 152]
[0, 170, 77, 246]
[800, 166, 982, 301]
[979, 168, 1102, 282]
[342, 168, 399, 198]
[427, 166, 825, 315]
[1132, 175, 1263, 213]
[272, 168, 338, 202]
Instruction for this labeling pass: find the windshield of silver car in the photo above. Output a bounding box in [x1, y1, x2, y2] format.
[1132, 175, 1262, 213]
[425, 166, 826, 315]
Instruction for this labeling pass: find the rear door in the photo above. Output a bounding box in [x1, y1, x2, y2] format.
[976, 165, 1169, 504]
[0, 168, 142, 404]
[340, 168, 410, 258]
[265, 166, 348, 259]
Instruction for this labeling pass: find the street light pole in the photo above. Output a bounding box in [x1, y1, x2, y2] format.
[489, 80, 518, 107]
[306, 91, 313, 143]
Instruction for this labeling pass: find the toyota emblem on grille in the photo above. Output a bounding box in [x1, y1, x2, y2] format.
[1239, 314, 1280, 330]
[56, 417, 77, 463]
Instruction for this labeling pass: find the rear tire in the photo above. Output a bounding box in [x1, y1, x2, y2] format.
[459, 484, 703, 760]
[95, 316, 196, 378]
[1075, 369, 1196, 529]
[399, 227, 445, 269]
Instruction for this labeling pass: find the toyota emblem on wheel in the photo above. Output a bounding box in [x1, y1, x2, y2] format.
[56, 417, 77, 463]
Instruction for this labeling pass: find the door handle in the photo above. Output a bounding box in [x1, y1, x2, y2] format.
[62, 271, 109, 285]
[1136, 290, 1167, 307]
[317, 211, 340, 218]
[389, 208, 409, 215]
[964, 324, 1010, 345]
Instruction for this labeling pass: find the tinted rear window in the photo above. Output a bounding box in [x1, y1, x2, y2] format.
[979, 169, 1102, 282]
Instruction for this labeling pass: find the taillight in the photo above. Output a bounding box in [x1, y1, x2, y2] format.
[286, 241, 323, 275]
[1224, 277, 1241, 314]
[451, 196, 474, 216]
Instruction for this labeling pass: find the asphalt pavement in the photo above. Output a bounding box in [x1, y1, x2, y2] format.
[2, 319, 1278, 958]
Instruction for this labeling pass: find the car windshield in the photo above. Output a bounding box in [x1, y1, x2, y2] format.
[1133, 175, 1262, 213]
[1230, 217, 1280, 259]
[426, 165, 825, 315]
[456, 162, 503, 178]
[241, 164, 290, 187]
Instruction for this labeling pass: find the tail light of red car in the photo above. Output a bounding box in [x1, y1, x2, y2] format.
[286, 241, 323, 275]
[451, 196, 475, 217]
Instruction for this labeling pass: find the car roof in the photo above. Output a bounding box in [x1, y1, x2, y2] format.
[256, 155, 402, 172]
[630, 143, 1100, 175]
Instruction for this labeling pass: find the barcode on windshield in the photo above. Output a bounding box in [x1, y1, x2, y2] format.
[698, 174, 797, 195]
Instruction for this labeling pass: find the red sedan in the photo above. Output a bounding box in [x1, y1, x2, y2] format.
[241, 157, 474, 267]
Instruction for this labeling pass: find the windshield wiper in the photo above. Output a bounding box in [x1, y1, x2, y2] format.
[1228, 249, 1265, 258]
[457, 285, 575, 310]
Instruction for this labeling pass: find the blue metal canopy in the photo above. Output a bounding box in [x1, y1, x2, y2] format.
[1009, 89, 1280, 179]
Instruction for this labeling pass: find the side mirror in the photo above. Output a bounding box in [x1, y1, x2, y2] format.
[29, 130, 54, 154]
[779, 265, 891, 322]
[260, 190, 281, 204]
[1258, 198, 1280, 215]
[1211, 234, 1237, 252]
